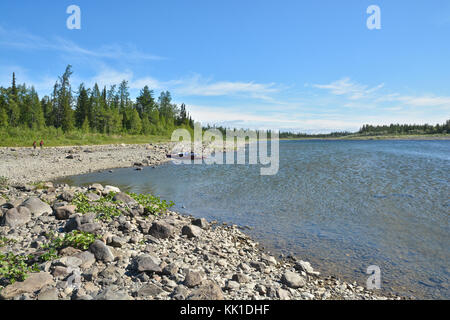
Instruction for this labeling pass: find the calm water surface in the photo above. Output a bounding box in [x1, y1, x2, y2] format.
[57, 140, 450, 299]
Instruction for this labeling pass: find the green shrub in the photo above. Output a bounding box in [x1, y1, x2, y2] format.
[45, 230, 101, 251]
[72, 192, 122, 221]
[128, 192, 174, 217]
[0, 253, 39, 284]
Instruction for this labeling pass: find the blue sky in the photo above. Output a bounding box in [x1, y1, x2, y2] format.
[1, 0, 449, 133]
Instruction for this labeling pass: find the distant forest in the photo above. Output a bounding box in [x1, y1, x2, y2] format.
[279, 121, 450, 139]
[0, 65, 194, 136]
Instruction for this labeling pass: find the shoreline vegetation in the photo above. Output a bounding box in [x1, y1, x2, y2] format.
[0, 143, 405, 301]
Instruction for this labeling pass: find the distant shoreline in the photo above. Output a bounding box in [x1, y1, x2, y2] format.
[279, 134, 450, 141]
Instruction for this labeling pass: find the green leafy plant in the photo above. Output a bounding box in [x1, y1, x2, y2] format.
[72, 192, 122, 221]
[0, 237, 16, 248]
[46, 230, 101, 251]
[0, 252, 39, 284]
[127, 192, 174, 217]
[38, 247, 59, 262]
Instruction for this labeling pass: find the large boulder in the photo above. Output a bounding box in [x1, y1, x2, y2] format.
[89, 240, 114, 263]
[21, 197, 52, 217]
[0, 272, 54, 299]
[1, 206, 31, 228]
[148, 221, 175, 239]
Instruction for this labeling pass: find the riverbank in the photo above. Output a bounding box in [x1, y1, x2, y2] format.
[0, 144, 172, 185]
[0, 143, 404, 300]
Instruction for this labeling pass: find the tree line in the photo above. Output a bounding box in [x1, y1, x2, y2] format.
[278, 121, 449, 139]
[0, 65, 194, 136]
[358, 121, 450, 136]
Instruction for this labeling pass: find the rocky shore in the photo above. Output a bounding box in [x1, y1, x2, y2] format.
[0, 144, 403, 300]
[0, 144, 172, 185]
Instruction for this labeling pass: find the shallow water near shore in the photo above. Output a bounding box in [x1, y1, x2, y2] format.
[57, 140, 450, 299]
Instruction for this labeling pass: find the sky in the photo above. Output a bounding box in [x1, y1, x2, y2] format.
[0, 0, 449, 133]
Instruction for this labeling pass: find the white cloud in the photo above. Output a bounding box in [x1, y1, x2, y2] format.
[312, 77, 384, 100]
[0, 26, 164, 61]
[173, 74, 280, 100]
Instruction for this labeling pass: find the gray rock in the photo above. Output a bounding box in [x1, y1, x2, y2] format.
[109, 236, 126, 248]
[0, 272, 54, 299]
[64, 216, 81, 232]
[52, 266, 70, 278]
[79, 212, 96, 224]
[250, 261, 266, 272]
[192, 218, 210, 230]
[182, 225, 203, 238]
[54, 205, 76, 220]
[89, 240, 114, 263]
[187, 280, 224, 300]
[21, 197, 52, 217]
[103, 185, 120, 195]
[113, 192, 137, 205]
[232, 273, 249, 284]
[37, 288, 59, 300]
[78, 222, 101, 233]
[85, 193, 101, 201]
[89, 184, 104, 193]
[2, 206, 31, 228]
[137, 283, 164, 297]
[277, 288, 291, 300]
[148, 221, 175, 239]
[183, 270, 205, 288]
[73, 251, 96, 269]
[60, 191, 75, 202]
[162, 263, 179, 277]
[281, 271, 306, 289]
[95, 287, 131, 300]
[54, 256, 83, 269]
[226, 280, 240, 291]
[261, 253, 277, 265]
[171, 285, 190, 300]
[255, 284, 267, 295]
[59, 247, 82, 257]
[295, 260, 320, 276]
[133, 255, 162, 273]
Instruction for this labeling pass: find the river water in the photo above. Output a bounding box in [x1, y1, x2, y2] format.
[57, 140, 450, 299]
